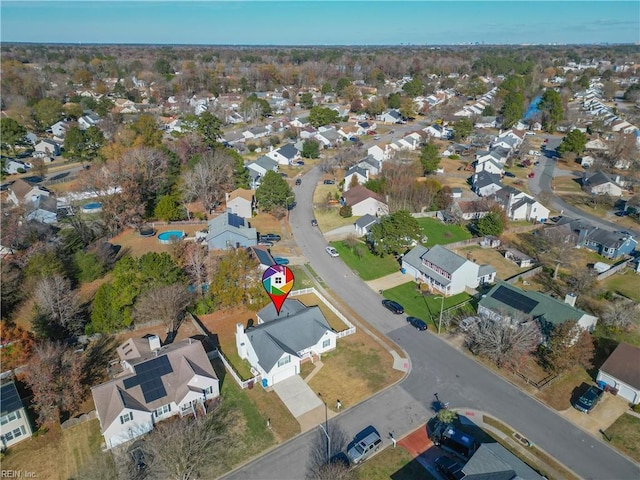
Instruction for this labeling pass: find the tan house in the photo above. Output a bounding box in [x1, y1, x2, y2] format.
[6, 179, 51, 206]
[225, 188, 255, 219]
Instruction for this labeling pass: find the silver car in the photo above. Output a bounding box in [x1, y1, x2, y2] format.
[347, 430, 382, 464]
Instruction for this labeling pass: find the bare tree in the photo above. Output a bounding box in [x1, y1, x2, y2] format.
[464, 314, 540, 371]
[33, 274, 83, 335]
[181, 149, 235, 212]
[142, 403, 238, 480]
[306, 423, 354, 480]
[601, 299, 639, 332]
[133, 284, 193, 334]
[21, 341, 86, 426]
[178, 242, 210, 295]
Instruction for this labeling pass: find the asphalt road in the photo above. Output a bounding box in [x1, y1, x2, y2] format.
[224, 165, 640, 480]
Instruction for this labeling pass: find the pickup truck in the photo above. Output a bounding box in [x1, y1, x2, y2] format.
[572, 385, 604, 413]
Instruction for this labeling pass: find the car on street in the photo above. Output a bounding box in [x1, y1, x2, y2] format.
[407, 316, 427, 331]
[504, 171, 516, 178]
[435, 456, 464, 480]
[374, 135, 381, 140]
[326, 246, 339, 257]
[311, 218, 318, 226]
[528, 172, 535, 178]
[295, 178, 302, 185]
[323, 179, 335, 185]
[273, 257, 290, 265]
[260, 233, 282, 242]
[572, 385, 604, 413]
[382, 299, 404, 314]
[346, 427, 382, 464]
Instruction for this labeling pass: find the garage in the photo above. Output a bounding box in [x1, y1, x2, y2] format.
[597, 343, 640, 405]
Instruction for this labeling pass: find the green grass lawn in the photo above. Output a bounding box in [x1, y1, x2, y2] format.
[605, 414, 640, 463]
[357, 446, 436, 480]
[330, 240, 400, 280]
[602, 270, 640, 302]
[416, 218, 472, 247]
[290, 264, 315, 289]
[382, 282, 473, 330]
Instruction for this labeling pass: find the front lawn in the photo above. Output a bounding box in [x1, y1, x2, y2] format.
[416, 217, 472, 246]
[330, 240, 399, 280]
[605, 413, 640, 462]
[382, 282, 473, 330]
[536, 367, 592, 411]
[357, 446, 436, 480]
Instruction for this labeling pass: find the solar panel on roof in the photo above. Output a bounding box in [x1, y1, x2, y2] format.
[491, 286, 538, 314]
[0, 382, 23, 415]
[122, 356, 173, 403]
[228, 213, 244, 228]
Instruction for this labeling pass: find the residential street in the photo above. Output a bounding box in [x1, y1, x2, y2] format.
[223, 165, 640, 480]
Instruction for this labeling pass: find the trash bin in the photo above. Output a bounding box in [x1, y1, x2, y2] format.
[400, 268, 406, 274]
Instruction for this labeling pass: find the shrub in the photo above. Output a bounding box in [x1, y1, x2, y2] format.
[74, 250, 105, 283]
[247, 143, 258, 152]
[339, 205, 352, 218]
[448, 154, 459, 160]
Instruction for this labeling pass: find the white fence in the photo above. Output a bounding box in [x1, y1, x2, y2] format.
[290, 287, 356, 337]
[208, 349, 261, 390]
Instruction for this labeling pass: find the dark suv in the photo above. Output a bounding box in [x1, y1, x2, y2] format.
[259, 233, 281, 242]
[435, 456, 464, 480]
[382, 299, 404, 314]
[572, 385, 604, 413]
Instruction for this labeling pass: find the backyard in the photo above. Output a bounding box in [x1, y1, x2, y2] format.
[382, 282, 473, 330]
[452, 245, 527, 280]
[329, 239, 400, 280]
[415, 217, 472, 247]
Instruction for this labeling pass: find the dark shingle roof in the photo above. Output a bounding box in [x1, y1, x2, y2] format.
[600, 343, 640, 389]
[463, 443, 544, 480]
[277, 143, 299, 160]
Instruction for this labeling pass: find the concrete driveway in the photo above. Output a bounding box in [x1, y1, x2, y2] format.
[272, 375, 323, 418]
[561, 393, 630, 435]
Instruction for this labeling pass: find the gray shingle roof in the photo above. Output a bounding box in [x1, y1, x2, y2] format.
[277, 143, 299, 160]
[585, 169, 618, 187]
[245, 306, 332, 372]
[463, 443, 544, 480]
[258, 298, 307, 322]
[403, 244, 469, 286]
[354, 214, 380, 229]
[206, 211, 257, 242]
[474, 171, 503, 189]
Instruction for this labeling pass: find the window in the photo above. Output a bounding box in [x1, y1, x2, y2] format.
[120, 412, 133, 424]
[155, 404, 171, 417]
[0, 411, 20, 425]
[204, 385, 214, 395]
[277, 355, 291, 367]
[322, 339, 331, 349]
[2, 427, 25, 442]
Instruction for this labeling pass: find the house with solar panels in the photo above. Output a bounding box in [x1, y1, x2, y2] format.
[91, 335, 219, 449]
[0, 378, 33, 449]
[235, 299, 337, 386]
[478, 281, 598, 339]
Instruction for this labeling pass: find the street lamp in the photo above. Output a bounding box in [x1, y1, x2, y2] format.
[318, 392, 330, 463]
[434, 295, 445, 334]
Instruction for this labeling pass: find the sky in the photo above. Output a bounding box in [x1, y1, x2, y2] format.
[1, 1, 639, 46]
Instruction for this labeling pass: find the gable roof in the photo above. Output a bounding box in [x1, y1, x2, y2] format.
[354, 214, 380, 229]
[228, 188, 255, 202]
[474, 171, 503, 189]
[8, 178, 38, 200]
[91, 338, 217, 433]
[206, 211, 257, 241]
[276, 143, 299, 160]
[343, 185, 384, 206]
[403, 244, 472, 287]
[252, 155, 278, 171]
[258, 298, 307, 322]
[247, 245, 275, 268]
[245, 305, 332, 372]
[480, 281, 588, 326]
[600, 343, 640, 389]
[463, 443, 544, 480]
[584, 170, 620, 188]
[32, 195, 57, 213]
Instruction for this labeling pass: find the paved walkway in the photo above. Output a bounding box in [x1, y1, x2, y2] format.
[365, 271, 412, 292]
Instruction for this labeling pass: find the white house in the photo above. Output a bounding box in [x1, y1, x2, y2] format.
[492, 186, 550, 222]
[354, 214, 381, 236]
[91, 336, 219, 449]
[34, 139, 61, 157]
[402, 245, 496, 296]
[377, 109, 403, 124]
[7, 179, 51, 206]
[475, 158, 504, 175]
[50, 121, 68, 138]
[266, 143, 300, 166]
[367, 143, 392, 162]
[583, 170, 624, 196]
[225, 188, 254, 219]
[597, 343, 640, 405]
[2, 159, 29, 175]
[235, 299, 337, 386]
[0, 379, 33, 449]
[472, 171, 503, 197]
[343, 185, 389, 217]
[343, 165, 369, 192]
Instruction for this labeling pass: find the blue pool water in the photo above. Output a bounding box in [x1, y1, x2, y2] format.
[157, 230, 185, 244]
[524, 95, 542, 120]
[81, 202, 102, 213]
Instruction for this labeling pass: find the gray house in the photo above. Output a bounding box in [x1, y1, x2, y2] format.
[26, 195, 58, 224]
[0, 380, 33, 449]
[462, 442, 544, 479]
[206, 210, 257, 250]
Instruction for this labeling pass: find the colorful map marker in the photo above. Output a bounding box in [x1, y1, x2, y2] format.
[262, 265, 295, 315]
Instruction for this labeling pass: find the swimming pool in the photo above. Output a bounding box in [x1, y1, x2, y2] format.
[157, 230, 185, 244]
[81, 202, 103, 213]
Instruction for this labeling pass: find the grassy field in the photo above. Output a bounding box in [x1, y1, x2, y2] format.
[307, 330, 404, 412]
[356, 446, 435, 480]
[601, 270, 640, 302]
[382, 282, 473, 330]
[1, 420, 105, 480]
[416, 218, 472, 247]
[330, 240, 400, 280]
[605, 414, 640, 462]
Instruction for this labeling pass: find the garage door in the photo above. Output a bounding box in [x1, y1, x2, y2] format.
[272, 365, 296, 385]
[617, 383, 638, 404]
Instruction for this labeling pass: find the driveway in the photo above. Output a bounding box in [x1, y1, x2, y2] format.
[561, 393, 630, 435]
[272, 375, 323, 418]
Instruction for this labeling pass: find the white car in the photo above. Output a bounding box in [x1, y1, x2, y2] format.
[325, 246, 339, 257]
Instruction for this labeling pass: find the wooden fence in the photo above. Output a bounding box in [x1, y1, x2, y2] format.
[514, 371, 558, 390]
[504, 266, 543, 285]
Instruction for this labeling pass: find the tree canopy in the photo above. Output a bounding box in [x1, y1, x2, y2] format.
[208, 249, 268, 310]
[476, 211, 505, 236]
[420, 142, 441, 174]
[453, 118, 473, 141]
[557, 129, 587, 155]
[538, 89, 564, 133]
[302, 139, 320, 159]
[368, 210, 422, 256]
[256, 170, 294, 213]
[0, 117, 28, 155]
[308, 106, 340, 128]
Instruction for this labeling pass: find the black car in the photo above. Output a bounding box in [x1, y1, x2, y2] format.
[407, 316, 427, 331]
[260, 233, 281, 242]
[323, 179, 335, 185]
[311, 219, 318, 226]
[504, 171, 516, 178]
[435, 456, 464, 480]
[382, 299, 404, 314]
[615, 211, 628, 217]
[295, 178, 302, 185]
[572, 386, 604, 413]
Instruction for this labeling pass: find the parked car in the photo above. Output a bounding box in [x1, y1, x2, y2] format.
[504, 171, 516, 178]
[273, 257, 290, 265]
[258, 241, 274, 247]
[346, 427, 382, 464]
[615, 211, 628, 217]
[326, 246, 339, 257]
[527, 172, 535, 178]
[311, 219, 318, 226]
[435, 456, 465, 480]
[295, 160, 305, 166]
[295, 178, 302, 185]
[323, 179, 335, 185]
[572, 385, 604, 413]
[407, 316, 427, 331]
[260, 233, 281, 242]
[279, 172, 288, 178]
[374, 135, 381, 140]
[459, 316, 480, 332]
[382, 299, 404, 314]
